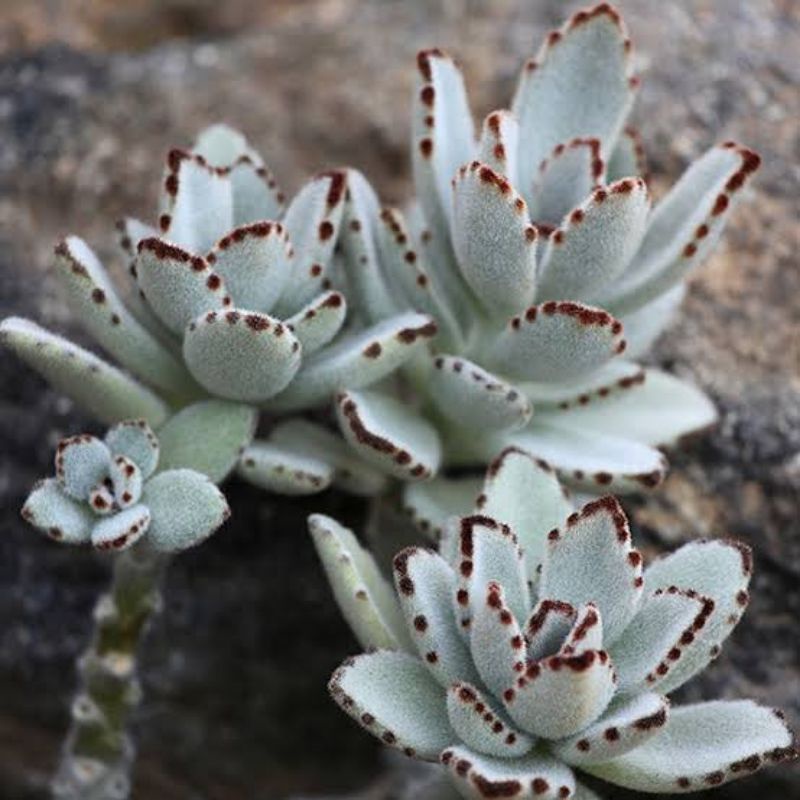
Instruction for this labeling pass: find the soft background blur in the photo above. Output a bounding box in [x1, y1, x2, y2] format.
[0, 1, 798, 798]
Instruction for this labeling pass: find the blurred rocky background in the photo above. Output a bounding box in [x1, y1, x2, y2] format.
[0, 0, 797, 797]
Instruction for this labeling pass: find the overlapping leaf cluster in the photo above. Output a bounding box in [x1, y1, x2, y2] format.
[313, 448, 796, 798]
[332, 3, 760, 498]
[1, 125, 437, 495]
[22, 419, 228, 552]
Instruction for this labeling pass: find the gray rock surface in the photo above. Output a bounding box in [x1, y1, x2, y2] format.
[0, 1, 797, 797]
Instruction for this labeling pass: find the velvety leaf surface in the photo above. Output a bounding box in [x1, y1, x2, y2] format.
[54, 235, 195, 400]
[329, 650, 452, 761]
[552, 692, 669, 766]
[536, 178, 650, 303]
[21, 479, 94, 544]
[142, 469, 229, 552]
[104, 420, 160, 479]
[156, 400, 256, 482]
[539, 497, 643, 644]
[584, 700, 795, 793]
[285, 291, 347, 355]
[182, 308, 301, 402]
[441, 745, 575, 800]
[643, 539, 754, 694]
[488, 301, 625, 383]
[309, 514, 411, 651]
[0, 318, 169, 426]
[446, 682, 533, 759]
[512, 4, 634, 199]
[268, 312, 437, 412]
[206, 222, 292, 314]
[393, 547, 479, 687]
[477, 448, 572, 582]
[238, 440, 334, 495]
[452, 160, 537, 318]
[90, 504, 150, 552]
[428, 354, 531, 433]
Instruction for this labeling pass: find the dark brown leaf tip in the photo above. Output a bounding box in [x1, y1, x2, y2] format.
[416, 47, 446, 81]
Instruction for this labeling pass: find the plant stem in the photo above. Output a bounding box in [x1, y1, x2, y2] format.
[51, 546, 168, 800]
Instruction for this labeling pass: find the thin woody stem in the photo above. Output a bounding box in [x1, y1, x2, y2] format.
[51, 546, 168, 800]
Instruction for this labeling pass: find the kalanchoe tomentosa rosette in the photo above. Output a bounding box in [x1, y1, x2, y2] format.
[0, 124, 435, 495]
[311, 449, 796, 798]
[21, 419, 229, 552]
[333, 2, 760, 495]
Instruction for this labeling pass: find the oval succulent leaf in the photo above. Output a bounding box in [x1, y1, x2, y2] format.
[269, 419, 388, 497]
[452, 161, 538, 318]
[446, 682, 534, 759]
[206, 221, 292, 314]
[643, 539, 754, 694]
[329, 650, 453, 762]
[477, 448, 572, 581]
[135, 238, 230, 336]
[91, 504, 150, 552]
[108, 455, 143, 509]
[285, 290, 347, 355]
[21, 479, 94, 544]
[506, 648, 617, 740]
[268, 312, 437, 412]
[55, 436, 111, 501]
[159, 148, 233, 253]
[441, 746, 576, 800]
[512, 3, 635, 197]
[522, 359, 645, 409]
[552, 692, 670, 766]
[274, 170, 347, 314]
[547, 368, 717, 450]
[182, 309, 301, 403]
[375, 206, 463, 351]
[339, 168, 399, 324]
[104, 420, 160, 479]
[54, 235, 195, 400]
[454, 515, 530, 629]
[393, 547, 479, 687]
[504, 415, 667, 493]
[529, 138, 606, 225]
[477, 109, 520, 185]
[336, 389, 442, 481]
[0, 318, 169, 427]
[142, 468, 229, 552]
[309, 514, 411, 650]
[229, 158, 286, 226]
[413, 49, 476, 243]
[489, 301, 625, 383]
[428, 354, 531, 434]
[539, 497, 643, 645]
[537, 178, 651, 303]
[192, 123, 255, 165]
[156, 400, 257, 482]
[583, 700, 795, 793]
[238, 440, 334, 495]
[470, 582, 527, 699]
[609, 588, 714, 693]
[609, 143, 761, 315]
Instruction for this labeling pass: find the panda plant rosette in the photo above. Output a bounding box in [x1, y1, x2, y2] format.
[331, 2, 760, 504]
[313, 448, 797, 799]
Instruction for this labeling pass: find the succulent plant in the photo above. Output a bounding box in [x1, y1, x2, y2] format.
[22, 419, 229, 552]
[312, 449, 796, 798]
[0, 124, 436, 494]
[332, 2, 760, 497]
[19, 420, 231, 799]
